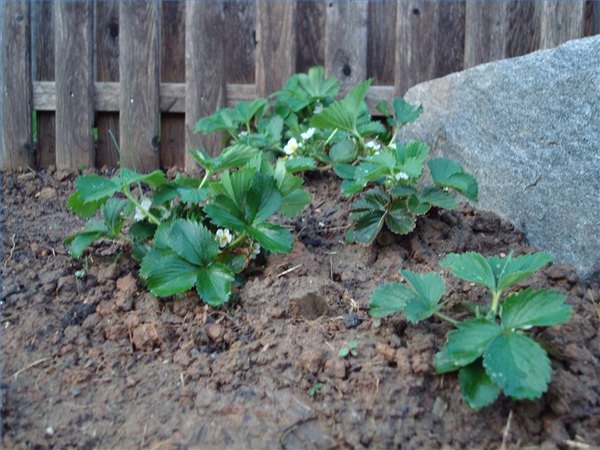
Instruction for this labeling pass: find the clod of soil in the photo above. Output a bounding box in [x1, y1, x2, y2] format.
[2, 169, 599, 449]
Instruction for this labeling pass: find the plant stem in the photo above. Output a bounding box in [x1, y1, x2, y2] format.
[317, 164, 332, 172]
[198, 171, 211, 191]
[434, 311, 459, 325]
[324, 129, 338, 147]
[388, 129, 398, 147]
[122, 190, 161, 226]
[491, 291, 502, 315]
[228, 232, 247, 248]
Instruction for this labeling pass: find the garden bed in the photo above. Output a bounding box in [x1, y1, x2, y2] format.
[2, 168, 599, 449]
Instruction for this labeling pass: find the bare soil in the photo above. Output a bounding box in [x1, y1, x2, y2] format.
[1, 169, 599, 449]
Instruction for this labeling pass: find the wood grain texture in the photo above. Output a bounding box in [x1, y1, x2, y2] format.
[256, 1, 296, 96]
[161, 0, 185, 169]
[119, 1, 160, 172]
[55, 1, 94, 170]
[464, 1, 508, 68]
[395, 2, 465, 95]
[325, 2, 368, 96]
[95, 0, 120, 168]
[224, 1, 256, 83]
[507, 1, 540, 58]
[540, 1, 585, 49]
[185, 1, 226, 169]
[33, 1, 55, 168]
[1, 0, 33, 170]
[296, 1, 325, 73]
[368, 0, 396, 85]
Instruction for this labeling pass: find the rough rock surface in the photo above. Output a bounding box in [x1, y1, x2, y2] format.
[403, 36, 600, 280]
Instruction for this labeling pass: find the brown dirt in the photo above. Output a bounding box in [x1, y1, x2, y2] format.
[1, 169, 599, 449]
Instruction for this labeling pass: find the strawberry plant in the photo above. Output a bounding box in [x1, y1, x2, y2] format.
[370, 251, 572, 409]
[65, 148, 310, 306]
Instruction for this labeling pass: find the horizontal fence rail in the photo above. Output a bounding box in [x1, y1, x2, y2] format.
[1, 0, 598, 172]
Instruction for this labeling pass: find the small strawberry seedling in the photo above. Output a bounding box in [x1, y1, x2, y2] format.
[370, 251, 571, 409]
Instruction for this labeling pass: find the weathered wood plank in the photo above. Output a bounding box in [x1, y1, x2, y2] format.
[33, 82, 393, 115]
[325, 2, 368, 96]
[185, 1, 226, 168]
[256, 2, 296, 96]
[395, 2, 465, 95]
[224, 1, 256, 83]
[507, 1, 541, 58]
[464, 2, 508, 68]
[161, 0, 185, 169]
[368, 0, 396, 85]
[119, 1, 160, 172]
[33, 1, 55, 169]
[95, 0, 120, 168]
[540, 1, 585, 49]
[296, 1, 325, 73]
[1, 1, 33, 170]
[55, 1, 94, 170]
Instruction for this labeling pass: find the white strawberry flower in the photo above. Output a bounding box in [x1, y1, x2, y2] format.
[395, 171, 409, 181]
[239, 131, 248, 137]
[365, 141, 381, 151]
[250, 242, 261, 259]
[301, 128, 316, 141]
[216, 228, 233, 248]
[134, 198, 152, 221]
[313, 103, 323, 115]
[283, 137, 301, 155]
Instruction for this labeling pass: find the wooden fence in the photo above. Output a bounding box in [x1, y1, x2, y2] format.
[1, 0, 598, 172]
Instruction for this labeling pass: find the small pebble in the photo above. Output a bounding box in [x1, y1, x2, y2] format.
[343, 313, 361, 329]
[45, 426, 55, 436]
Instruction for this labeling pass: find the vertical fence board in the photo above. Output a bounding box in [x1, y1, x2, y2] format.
[55, 2, 94, 170]
[224, 1, 256, 84]
[96, 0, 120, 168]
[160, 0, 185, 169]
[464, 2, 508, 68]
[540, 1, 585, 48]
[368, 0, 396, 85]
[395, 2, 464, 96]
[185, 1, 226, 167]
[119, 1, 160, 172]
[325, 2, 368, 96]
[256, 1, 296, 96]
[1, 1, 33, 170]
[296, 1, 325, 73]
[33, 1, 55, 169]
[507, 1, 541, 57]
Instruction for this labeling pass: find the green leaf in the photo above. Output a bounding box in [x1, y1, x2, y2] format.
[419, 187, 458, 211]
[434, 319, 502, 373]
[310, 80, 371, 133]
[441, 252, 496, 292]
[459, 360, 501, 409]
[163, 219, 219, 267]
[386, 199, 416, 235]
[501, 288, 571, 330]
[329, 138, 356, 164]
[213, 144, 261, 172]
[75, 175, 119, 202]
[246, 174, 282, 224]
[189, 147, 215, 171]
[67, 191, 107, 217]
[140, 251, 198, 297]
[392, 97, 423, 127]
[333, 163, 356, 180]
[357, 121, 387, 137]
[352, 210, 386, 244]
[247, 222, 292, 254]
[279, 189, 311, 218]
[483, 332, 551, 400]
[196, 264, 234, 306]
[204, 195, 247, 231]
[395, 141, 429, 178]
[369, 282, 412, 318]
[117, 168, 166, 190]
[490, 252, 553, 293]
[428, 158, 478, 201]
[376, 100, 391, 117]
[216, 252, 248, 274]
[285, 157, 317, 173]
[101, 198, 128, 235]
[64, 220, 110, 258]
[399, 270, 445, 323]
[129, 221, 157, 241]
[178, 186, 209, 205]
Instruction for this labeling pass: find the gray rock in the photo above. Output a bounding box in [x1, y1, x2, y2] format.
[402, 36, 600, 281]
